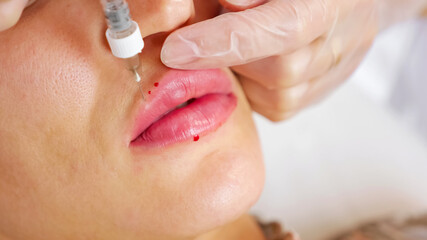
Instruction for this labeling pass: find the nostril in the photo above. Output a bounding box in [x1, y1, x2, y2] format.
[26, 0, 37, 7]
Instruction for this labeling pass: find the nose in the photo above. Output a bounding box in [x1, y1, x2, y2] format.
[128, 0, 195, 38]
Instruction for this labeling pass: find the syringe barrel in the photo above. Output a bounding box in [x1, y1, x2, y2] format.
[101, 0, 132, 32]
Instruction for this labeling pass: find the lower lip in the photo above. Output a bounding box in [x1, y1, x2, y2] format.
[131, 93, 237, 147]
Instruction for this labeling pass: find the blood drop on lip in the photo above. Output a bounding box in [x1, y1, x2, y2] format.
[154, 82, 159, 87]
[193, 135, 200, 142]
[148, 91, 151, 94]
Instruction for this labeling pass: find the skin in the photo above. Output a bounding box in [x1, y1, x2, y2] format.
[0, 1, 265, 240]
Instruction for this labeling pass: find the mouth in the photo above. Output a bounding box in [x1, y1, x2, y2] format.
[130, 69, 237, 148]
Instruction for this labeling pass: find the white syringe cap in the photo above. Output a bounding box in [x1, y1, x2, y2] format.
[106, 21, 144, 59]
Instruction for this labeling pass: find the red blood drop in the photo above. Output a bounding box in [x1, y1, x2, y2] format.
[148, 91, 151, 94]
[193, 135, 200, 142]
[154, 82, 159, 87]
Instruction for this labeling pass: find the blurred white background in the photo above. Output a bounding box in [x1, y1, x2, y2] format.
[251, 19, 427, 240]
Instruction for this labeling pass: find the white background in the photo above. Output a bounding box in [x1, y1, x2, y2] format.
[251, 20, 427, 240]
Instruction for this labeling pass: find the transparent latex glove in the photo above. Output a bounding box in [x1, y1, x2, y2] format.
[161, 0, 427, 121]
[0, 0, 35, 31]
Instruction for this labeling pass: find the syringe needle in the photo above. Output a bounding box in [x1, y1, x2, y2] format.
[138, 82, 145, 100]
[132, 69, 145, 100]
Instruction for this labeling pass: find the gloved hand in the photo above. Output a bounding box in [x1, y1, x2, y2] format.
[0, 0, 35, 31]
[161, 0, 427, 121]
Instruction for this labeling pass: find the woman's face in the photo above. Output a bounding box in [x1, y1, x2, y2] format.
[0, 1, 264, 239]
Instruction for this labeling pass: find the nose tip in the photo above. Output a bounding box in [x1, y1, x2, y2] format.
[129, 0, 195, 38]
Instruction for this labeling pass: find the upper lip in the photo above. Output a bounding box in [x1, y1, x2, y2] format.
[129, 69, 233, 144]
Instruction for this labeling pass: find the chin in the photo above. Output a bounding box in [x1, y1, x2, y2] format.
[153, 147, 265, 239]
[146, 95, 265, 238]
[123, 133, 265, 240]
[192, 147, 265, 236]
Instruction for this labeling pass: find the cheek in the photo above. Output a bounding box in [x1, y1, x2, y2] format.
[0, 1, 103, 130]
[0, 24, 100, 158]
[0, 24, 101, 202]
[0, 30, 103, 239]
[4, 41, 97, 118]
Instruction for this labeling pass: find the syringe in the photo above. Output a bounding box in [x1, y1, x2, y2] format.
[100, 0, 145, 98]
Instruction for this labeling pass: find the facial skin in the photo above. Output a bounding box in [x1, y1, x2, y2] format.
[0, 1, 264, 240]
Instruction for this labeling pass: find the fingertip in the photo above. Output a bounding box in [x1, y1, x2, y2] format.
[0, 0, 28, 31]
[160, 35, 198, 69]
[219, 0, 267, 12]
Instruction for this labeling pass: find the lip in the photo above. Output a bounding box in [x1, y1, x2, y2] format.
[130, 69, 237, 148]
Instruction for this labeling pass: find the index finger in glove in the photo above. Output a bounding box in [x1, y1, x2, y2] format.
[218, 0, 266, 11]
[161, 0, 339, 69]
